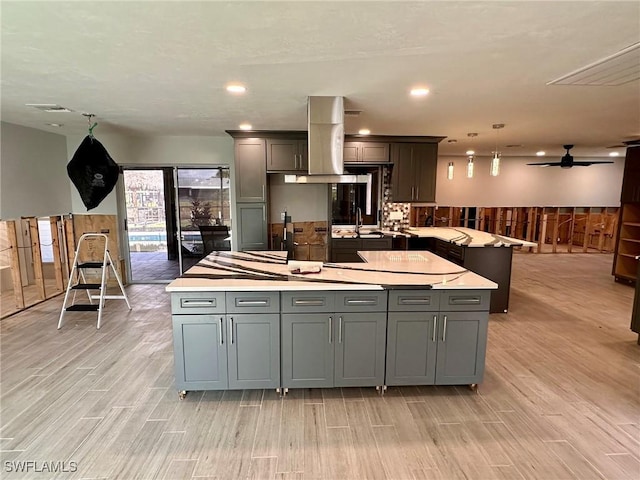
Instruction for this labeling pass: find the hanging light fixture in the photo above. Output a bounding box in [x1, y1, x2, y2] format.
[490, 124, 504, 176]
[466, 133, 477, 178]
[447, 162, 454, 180]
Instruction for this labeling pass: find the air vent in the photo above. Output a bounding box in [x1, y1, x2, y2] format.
[26, 104, 74, 113]
[344, 110, 362, 116]
[547, 42, 640, 86]
[505, 144, 522, 148]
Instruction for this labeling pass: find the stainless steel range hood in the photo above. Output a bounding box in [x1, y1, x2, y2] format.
[284, 96, 370, 184]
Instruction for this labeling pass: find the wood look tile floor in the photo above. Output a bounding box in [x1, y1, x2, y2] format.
[0, 253, 638, 479]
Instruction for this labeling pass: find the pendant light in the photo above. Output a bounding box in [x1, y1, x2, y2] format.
[447, 162, 454, 180]
[466, 133, 477, 178]
[490, 124, 504, 176]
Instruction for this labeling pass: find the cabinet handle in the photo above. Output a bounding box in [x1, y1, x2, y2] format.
[219, 317, 224, 345]
[398, 297, 431, 305]
[229, 317, 234, 344]
[262, 184, 266, 201]
[345, 300, 376, 305]
[293, 299, 324, 306]
[416, 186, 419, 199]
[181, 299, 215, 307]
[329, 316, 333, 344]
[432, 315, 437, 342]
[442, 315, 447, 342]
[236, 299, 268, 306]
[339, 316, 343, 343]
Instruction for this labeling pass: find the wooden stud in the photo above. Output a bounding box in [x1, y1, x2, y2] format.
[567, 208, 575, 253]
[478, 207, 486, 231]
[511, 208, 520, 239]
[6, 220, 25, 309]
[583, 208, 591, 253]
[597, 210, 606, 252]
[27, 217, 46, 301]
[552, 207, 560, 253]
[526, 207, 534, 242]
[495, 208, 502, 234]
[537, 208, 545, 254]
[49, 216, 65, 292]
[64, 216, 76, 275]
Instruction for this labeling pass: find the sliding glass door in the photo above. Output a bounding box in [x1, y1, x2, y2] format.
[121, 166, 231, 282]
[176, 168, 231, 273]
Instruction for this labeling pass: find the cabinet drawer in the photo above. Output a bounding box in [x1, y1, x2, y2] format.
[441, 290, 490, 311]
[332, 238, 361, 249]
[448, 244, 465, 263]
[335, 291, 387, 312]
[362, 238, 392, 250]
[171, 292, 226, 314]
[388, 290, 440, 312]
[226, 292, 280, 313]
[281, 292, 335, 313]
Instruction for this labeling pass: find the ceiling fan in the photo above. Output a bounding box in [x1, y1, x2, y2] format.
[527, 145, 614, 168]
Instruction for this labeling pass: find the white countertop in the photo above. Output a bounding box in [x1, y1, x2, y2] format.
[402, 227, 537, 247]
[166, 250, 497, 292]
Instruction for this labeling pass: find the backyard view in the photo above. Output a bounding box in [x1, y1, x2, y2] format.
[123, 168, 231, 281]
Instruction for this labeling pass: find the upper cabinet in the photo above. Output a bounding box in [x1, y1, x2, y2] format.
[391, 143, 438, 202]
[266, 138, 308, 172]
[344, 142, 390, 164]
[234, 138, 267, 203]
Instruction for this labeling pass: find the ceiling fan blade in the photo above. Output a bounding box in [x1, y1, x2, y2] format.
[527, 162, 559, 166]
[572, 161, 615, 166]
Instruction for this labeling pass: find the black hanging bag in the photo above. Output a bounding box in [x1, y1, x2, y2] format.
[67, 135, 120, 210]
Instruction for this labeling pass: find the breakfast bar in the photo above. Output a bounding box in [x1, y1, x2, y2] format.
[167, 250, 497, 398]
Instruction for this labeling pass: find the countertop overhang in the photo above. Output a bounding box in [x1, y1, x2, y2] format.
[166, 250, 498, 292]
[331, 226, 536, 247]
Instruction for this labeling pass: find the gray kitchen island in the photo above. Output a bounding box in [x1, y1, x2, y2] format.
[166, 250, 497, 398]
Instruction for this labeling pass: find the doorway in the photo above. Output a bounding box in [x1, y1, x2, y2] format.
[121, 166, 231, 283]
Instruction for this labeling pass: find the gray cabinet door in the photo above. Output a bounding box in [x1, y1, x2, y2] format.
[435, 311, 488, 385]
[281, 313, 334, 388]
[227, 314, 280, 389]
[334, 312, 386, 387]
[235, 138, 266, 202]
[266, 139, 307, 172]
[415, 144, 437, 202]
[172, 315, 228, 390]
[237, 203, 267, 251]
[391, 143, 415, 201]
[386, 312, 438, 385]
[344, 142, 390, 163]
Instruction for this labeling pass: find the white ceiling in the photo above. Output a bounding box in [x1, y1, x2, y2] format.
[2, 1, 639, 159]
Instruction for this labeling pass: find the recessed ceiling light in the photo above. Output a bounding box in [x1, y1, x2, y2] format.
[536, 151, 546, 156]
[26, 103, 73, 113]
[239, 123, 252, 130]
[410, 87, 429, 97]
[609, 151, 620, 157]
[447, 139, 457, 143]
[226, 84, 246, 94]
[466, 150, 475, 155]
[46, 123, 63, 127]
[358, 129, 370, 135]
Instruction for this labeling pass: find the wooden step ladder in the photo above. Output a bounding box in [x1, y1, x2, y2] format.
[58, 233, 131, 329]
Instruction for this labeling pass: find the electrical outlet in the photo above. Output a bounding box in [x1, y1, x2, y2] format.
[389, 211, 403, 221]
[281, 212, 286, 220]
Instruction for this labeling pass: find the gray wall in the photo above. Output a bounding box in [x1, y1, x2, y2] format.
[435, 154, 624, 207]
[1, 122, 71, 219]
[268, 175, 329, 223]
[65, 134, 234, 214]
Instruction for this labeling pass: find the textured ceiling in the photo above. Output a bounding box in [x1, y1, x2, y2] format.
[1, 1, 639, 158]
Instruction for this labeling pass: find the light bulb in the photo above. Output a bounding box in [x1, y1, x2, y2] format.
[466, 156, 474, 178]
[490, 152, 501, 176]
[447, 162, 454, 180]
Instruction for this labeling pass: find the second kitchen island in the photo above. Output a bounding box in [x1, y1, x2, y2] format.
[166, 250, 497, 397]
